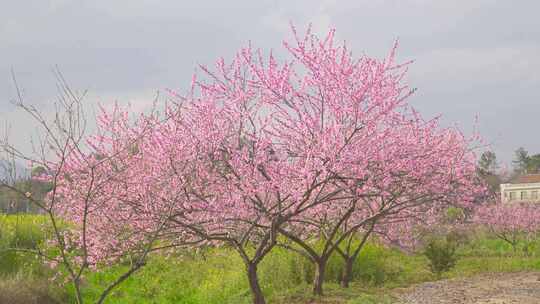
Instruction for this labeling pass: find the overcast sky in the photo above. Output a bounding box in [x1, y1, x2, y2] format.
[1, 0, 539, 165]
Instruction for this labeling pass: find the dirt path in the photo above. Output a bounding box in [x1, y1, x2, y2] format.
[393, 272, 540, 304]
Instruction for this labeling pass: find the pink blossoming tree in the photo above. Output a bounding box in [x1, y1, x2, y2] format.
[475, 202, 540, 254]
[159, 25, 483, 302]
[0, 76, 203, 304]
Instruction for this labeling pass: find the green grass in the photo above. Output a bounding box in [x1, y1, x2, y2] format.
[73, 243, 406, 304]
[0, 214, 68, 303]
[2, 214, 540, 304]
[80, 249, 250, 304]
[0, 214, 51, 276]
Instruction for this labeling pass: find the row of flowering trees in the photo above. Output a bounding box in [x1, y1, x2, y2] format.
[2, 27, 487, 304]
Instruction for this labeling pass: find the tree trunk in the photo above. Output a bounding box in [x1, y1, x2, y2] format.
[312, 259, 327, 296]
[340, 257, 354, 288]
[247, 263, 266, 304]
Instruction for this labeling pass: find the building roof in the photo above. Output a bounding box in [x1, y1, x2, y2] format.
[512, 174, 540, 184]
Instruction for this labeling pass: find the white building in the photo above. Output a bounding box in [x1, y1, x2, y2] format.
[500, 174, 540, 203]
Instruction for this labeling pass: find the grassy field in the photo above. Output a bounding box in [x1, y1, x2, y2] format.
[1, 214, 540, 304]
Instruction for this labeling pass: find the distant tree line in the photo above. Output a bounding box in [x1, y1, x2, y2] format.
[512, 147, 540, 175]
[476, 147, 540, 197]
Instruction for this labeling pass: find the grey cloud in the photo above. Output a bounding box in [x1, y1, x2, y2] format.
[1, 0, 539, 164]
